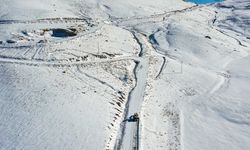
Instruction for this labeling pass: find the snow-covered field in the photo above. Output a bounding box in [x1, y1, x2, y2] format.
[0, 0, 249, 150]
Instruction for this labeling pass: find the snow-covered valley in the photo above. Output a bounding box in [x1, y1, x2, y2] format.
[0, 0, 250, 150]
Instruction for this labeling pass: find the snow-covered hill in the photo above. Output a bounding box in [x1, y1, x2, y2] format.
[0, 0, 249, 150]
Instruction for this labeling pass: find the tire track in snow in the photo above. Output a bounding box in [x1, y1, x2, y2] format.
[0, 55, 142, 67]
[115, 5, 202, 28]
[0, 17, 90, 25]
[209, 71, 231, 94]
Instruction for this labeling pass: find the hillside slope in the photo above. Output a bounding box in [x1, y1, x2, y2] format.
[0, 0, 249, 150]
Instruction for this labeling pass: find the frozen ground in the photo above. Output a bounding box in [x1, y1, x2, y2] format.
[0, 0, 250, 150]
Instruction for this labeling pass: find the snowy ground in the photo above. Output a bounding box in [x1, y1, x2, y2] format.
[0, 0, 250, 150]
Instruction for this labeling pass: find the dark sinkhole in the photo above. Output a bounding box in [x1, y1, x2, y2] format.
[51, 28, 77, 37]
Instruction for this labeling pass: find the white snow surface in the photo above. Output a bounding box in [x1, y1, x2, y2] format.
[0, 0, 250, 150]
